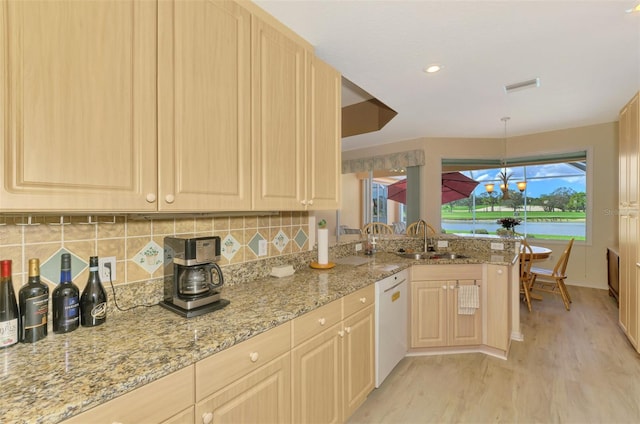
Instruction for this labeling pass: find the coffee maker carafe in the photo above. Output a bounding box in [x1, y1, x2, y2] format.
[160, 236, 230, 318]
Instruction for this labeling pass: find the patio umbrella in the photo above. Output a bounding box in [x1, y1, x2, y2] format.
[442, 172, 479, 204]
[387, 179, 407, 204]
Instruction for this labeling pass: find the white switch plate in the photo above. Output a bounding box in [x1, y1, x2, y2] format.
[258, 240, 268, 256]
[355, 243, 363, 252]
[437, 240, 448, 248]
[491, 242, 505, 250]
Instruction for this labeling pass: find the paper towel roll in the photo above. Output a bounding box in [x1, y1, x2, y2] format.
[318, 228, 329, 265]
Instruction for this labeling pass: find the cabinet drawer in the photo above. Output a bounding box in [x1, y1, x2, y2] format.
[292, 299, 342, 346]
[63, 366, 194, 424]
[411, 264, 482, 281]
[196, 322, 291, 401]
[343, 285, 375, 318]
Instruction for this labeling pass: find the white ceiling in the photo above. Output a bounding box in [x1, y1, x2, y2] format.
[254, 0, 640, 152]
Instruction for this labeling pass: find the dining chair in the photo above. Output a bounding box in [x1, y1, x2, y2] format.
[406, 221, 437, 237]
[530, 238, 575, 311]
[362, 222, 394, 235]
[519, 239, 535, 312]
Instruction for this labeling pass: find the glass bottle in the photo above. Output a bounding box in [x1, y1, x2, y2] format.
[80, 256, 107, 327]
[52, 253, 80, 333]
[19, 258, 49, 343]
[0, 259, 20, 348]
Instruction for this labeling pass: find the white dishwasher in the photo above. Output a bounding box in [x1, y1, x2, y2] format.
[375, 268, 409, 388]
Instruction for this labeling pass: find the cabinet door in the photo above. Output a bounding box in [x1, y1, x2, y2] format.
[484, 264, 510, 351]
[292, 323, 343, 424]
[343, 305, 375, 420]
[158, 0, 252, 211]
[448, 280, 482, 347]
[307, 56, 341, 210]
[411, 280, 447, 348]
[162, 407, 194, 424]
[0, 0, 157, 212]
[196, 354, 291, 424]
[620, 94, 640, 209]
[619, 212, 639, 349]
[251, 14, 307, 210]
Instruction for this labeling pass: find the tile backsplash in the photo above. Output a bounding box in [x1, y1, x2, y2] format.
[0, 212, 310, 294]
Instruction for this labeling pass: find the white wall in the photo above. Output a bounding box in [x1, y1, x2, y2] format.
[342, 122, 618, 289]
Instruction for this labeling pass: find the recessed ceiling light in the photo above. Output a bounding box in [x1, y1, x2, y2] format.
[424, 65, 442, 74]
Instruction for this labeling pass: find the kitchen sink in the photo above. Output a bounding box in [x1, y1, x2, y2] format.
[396, 251, 469, 260]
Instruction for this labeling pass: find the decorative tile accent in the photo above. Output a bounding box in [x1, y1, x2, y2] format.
[272, 230, 289, 253]
[248, 233, 265, 257]
[222, 234, 241, 261]
[294, 229, 308, 248]
[40, 248, 87, 285]
[133, 241, 163, 274]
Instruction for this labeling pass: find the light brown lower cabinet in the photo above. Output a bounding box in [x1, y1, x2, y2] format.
[291, 285, 375, 424]
[63, 287, 376, 424]
[62, 365, 195, 424]
[411, 265, 483, 348]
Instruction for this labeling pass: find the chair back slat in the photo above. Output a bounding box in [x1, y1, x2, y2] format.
[552, 238, 574, 277]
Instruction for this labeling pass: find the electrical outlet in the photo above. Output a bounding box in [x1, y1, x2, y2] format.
[355, 243, 363, 252]
[490, 242, 505, 251]
[98, 256, 116, 282]
[258, 240, 268, 256]
[437, 240, 448, 248]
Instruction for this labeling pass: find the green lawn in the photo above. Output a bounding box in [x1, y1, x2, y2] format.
[441, 209, 585, 221]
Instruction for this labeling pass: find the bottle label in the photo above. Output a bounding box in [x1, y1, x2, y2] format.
[63, 296, 80, 324]
[0, 319, 18, 347]
[91, 302, 107, 320]
[24, 293, 48, 329]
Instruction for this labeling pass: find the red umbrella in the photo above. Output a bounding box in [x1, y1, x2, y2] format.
[442, 172, 479, 204]
[387, 179, 407, 204]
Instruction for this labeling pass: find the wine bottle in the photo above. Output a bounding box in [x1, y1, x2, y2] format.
[0, 259, 20, 348]
[80, 256, 107, 327]
[19, 258, 49, 343]
[52, 253, 80, 333]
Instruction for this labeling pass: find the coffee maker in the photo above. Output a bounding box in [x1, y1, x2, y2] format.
[160, 236, 230, 318]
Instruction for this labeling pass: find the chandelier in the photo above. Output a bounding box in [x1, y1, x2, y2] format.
[484, 117, 526, 200]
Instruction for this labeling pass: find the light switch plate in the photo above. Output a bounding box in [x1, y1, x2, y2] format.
[355, 243, 363, 252]
[491, 242, 505, 250]
[437, 240, 448, 248]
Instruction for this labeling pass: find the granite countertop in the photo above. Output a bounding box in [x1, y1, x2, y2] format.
[0, 250, 512, 424]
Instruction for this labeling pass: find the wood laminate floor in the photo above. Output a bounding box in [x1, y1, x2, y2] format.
[349, 286, 640, 424]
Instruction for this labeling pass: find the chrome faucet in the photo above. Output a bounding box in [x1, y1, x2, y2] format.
[415, 219, 431, 253]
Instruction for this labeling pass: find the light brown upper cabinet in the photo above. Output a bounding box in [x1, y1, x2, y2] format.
[1, 0, 340, 213]
[158, 0, 252, 211]
[307, 57, 342, 210]
[0, 0, 158, 212]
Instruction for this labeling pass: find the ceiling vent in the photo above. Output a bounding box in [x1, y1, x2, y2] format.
[504, 78, 540, 93]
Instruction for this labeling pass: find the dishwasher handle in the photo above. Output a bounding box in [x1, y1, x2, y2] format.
[383, 278, 407, 293]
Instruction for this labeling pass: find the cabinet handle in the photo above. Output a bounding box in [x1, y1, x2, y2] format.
[497, 269, 503, 275]
[202, 412, 214, 424]
[301, 200, 307, 205]
[165, 194, 175, 204]
[338, 330, 345, 337]
[345, 326, 351, 334]
[318, 317, 326, 326]
[249, 352, 259, 362]
[442, 285, 447, 290]
[450, 285, 455, 290]
[308, 200, 313, 205]
[359, 297, 367, 304]
[145, 193, 156, 203]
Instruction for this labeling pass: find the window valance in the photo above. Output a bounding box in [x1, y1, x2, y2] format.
[341, 149, 425, 174]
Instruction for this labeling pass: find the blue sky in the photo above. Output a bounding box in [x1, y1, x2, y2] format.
[465, 163, 586, 198]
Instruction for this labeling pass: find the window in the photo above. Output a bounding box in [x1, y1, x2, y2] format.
[441, 153, 586, 241]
